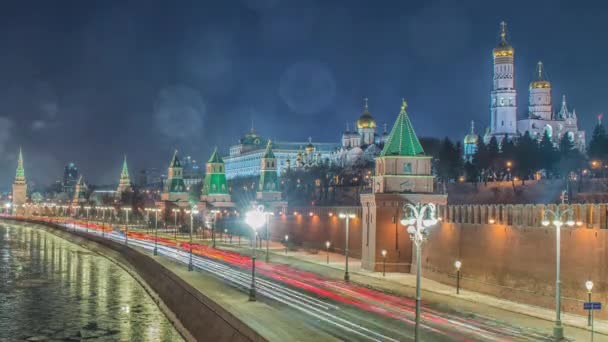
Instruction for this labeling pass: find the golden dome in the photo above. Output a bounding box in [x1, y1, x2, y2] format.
[464, 134, 479, 145]
[493, 21, 514, 58]
[356, 98, 376, 129]
[530, 61, 550, 89]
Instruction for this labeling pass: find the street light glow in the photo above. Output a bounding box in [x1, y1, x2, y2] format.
[586, 280, 594, 292]
[454, 260, 462, 270]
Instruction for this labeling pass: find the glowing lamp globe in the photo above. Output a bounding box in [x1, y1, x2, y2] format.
[245, 210, 265, 230]
[586, 280, 594, 292]
[325, 241, 331, 248]
[401, 217, 416, 226]
[381, 249, 387, 257]
[406, 226, 416, 235]
[423, 218, 438, 227]
[565, 219, 575, 227]
[454, 260, 462, 270]
[541, 219, 550, 227]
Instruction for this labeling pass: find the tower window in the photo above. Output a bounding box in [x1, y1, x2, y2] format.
[501, 121, 504, 126]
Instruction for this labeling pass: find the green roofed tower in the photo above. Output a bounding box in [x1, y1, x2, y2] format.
[373, 99, 434, 194]
[161, 150, 189, 205]
[116, 155, 132, 195]
[202, 148, 228, 195]
[12, 147, 27, 214]
[380, 100, 424, 157]
[200, 147, 233, 208]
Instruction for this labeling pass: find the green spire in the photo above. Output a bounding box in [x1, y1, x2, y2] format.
[380, 99, 425, 157]
[207, 147, 224, 163]
[169, 150, 182, 168]
[203, 148, 228, 195]
[262, 140, 275, 159]
[15, 147, 25, 181]
[117, 155, 131, 193]
[121, 155, 130, 178]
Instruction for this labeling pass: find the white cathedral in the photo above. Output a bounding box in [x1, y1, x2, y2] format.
[473, 22, 585, 154]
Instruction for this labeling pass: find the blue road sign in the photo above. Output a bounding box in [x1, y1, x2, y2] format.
[584, 302, 601, 310]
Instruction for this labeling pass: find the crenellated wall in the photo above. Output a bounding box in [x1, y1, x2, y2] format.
[423, 203, 608, 318]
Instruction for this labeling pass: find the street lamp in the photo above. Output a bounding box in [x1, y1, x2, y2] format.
[84, 206, 91, 233]
[284, 234, 289, 255]
[586, 280, 594, 327]
[245, 205, 266, 302]
[185, 207, 199, 271]
[122, 207, 132, 245]
[172, 208, 180, 241]
[4, 203, 11, 216]
[146, 208, 160, 255]
[401, 202, 438, 342]
[325, 241, 331, 264]
[541, 206, 575, 341]
[454, 260, 462, 294]
[338, 212, 356, 282]
[210, 209, 220, 248]
[381, 249, 387, 276]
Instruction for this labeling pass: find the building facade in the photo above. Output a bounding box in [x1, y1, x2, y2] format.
[482, 22, 585, 150]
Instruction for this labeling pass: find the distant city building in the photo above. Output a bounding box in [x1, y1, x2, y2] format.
[12, 148, 27, 214]
[63, 162, 79, 193]
[138, 168, 162, 188]
[182, 155, 203, 187]
[72, 175, 87, 205]
[483, 22, 585, 149]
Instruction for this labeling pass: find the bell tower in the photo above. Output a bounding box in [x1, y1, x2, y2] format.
[12, 148, 27, 214]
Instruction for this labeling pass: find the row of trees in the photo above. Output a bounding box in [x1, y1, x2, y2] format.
[426, 121, 608, 189]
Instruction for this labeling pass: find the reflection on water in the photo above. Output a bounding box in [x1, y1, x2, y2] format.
[0, 223, 183, 341]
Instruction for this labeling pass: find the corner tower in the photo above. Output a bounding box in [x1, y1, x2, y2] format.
[489, 21, 517, 141]
[12, 148, 27, 214]
[360, 100, 447, 273]
[161, 150, 189, 205]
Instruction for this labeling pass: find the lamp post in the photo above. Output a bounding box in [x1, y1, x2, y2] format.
[210, 209, 219, 248]
[338, 212, 356, 282]
[245, 205, 266, 302]
[172, 208, 179, 241]
[454, 260, 462, 294]
[146, 208, 160, 255]
[401, 202, 438, 342]
[84, 206, 91, 233]
[185, 207, 199, 271]
[264, 211, 273, 262]
[541, 206, 575, 341]
[5, 203, 11, 216]
[325, 241, 331, 264]
[381, 249, 387, 276]
[284, 235, 288, 255]
[586, 280, 593, 327]
[122, 207, 131, 245]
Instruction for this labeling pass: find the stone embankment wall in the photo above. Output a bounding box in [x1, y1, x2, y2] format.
[6, 218, 266, 342]
[423, 203, 608, 318]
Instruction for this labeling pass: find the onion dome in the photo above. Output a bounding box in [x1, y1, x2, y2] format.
[305, 137, 314, 153]
[464, 120, 479, 145]
[356, 98, 376, 129]
[530, 61, 550, 89]
[493, 21, 514, 58]
[239, 127, 264, 145]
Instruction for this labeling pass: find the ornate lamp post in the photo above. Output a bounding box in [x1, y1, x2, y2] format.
[325, 241, 331, 264]
[210, 209, 220, 248]
[338, 212, 356, 281]
[172, 208, 180, 241]
[541, 206, 574, 341]
[401, 202, 438, 342]
[146, 208, 161, 255]
[284, 235, 289, 255]
[185, 207, 199, 271]
[121, 207, 132, 245]
[245, 205, 266, 302]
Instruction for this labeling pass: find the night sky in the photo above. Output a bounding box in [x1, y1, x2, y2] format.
[1, 0, 607, 186]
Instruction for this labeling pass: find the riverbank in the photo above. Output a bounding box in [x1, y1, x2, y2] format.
[2, 218, 267, 342]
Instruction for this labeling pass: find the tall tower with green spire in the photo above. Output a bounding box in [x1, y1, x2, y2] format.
[72, 175, 88, 205]
[116, 155, 132, 195]
[12, 148, 27, 213]
[360, 99, 447, 273]
[200, 147, 233, 208]
[161, 150, 189, 205]
[255, 141, 287, 211]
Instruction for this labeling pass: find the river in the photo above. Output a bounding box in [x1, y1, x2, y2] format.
[0, 222, 183, 341]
